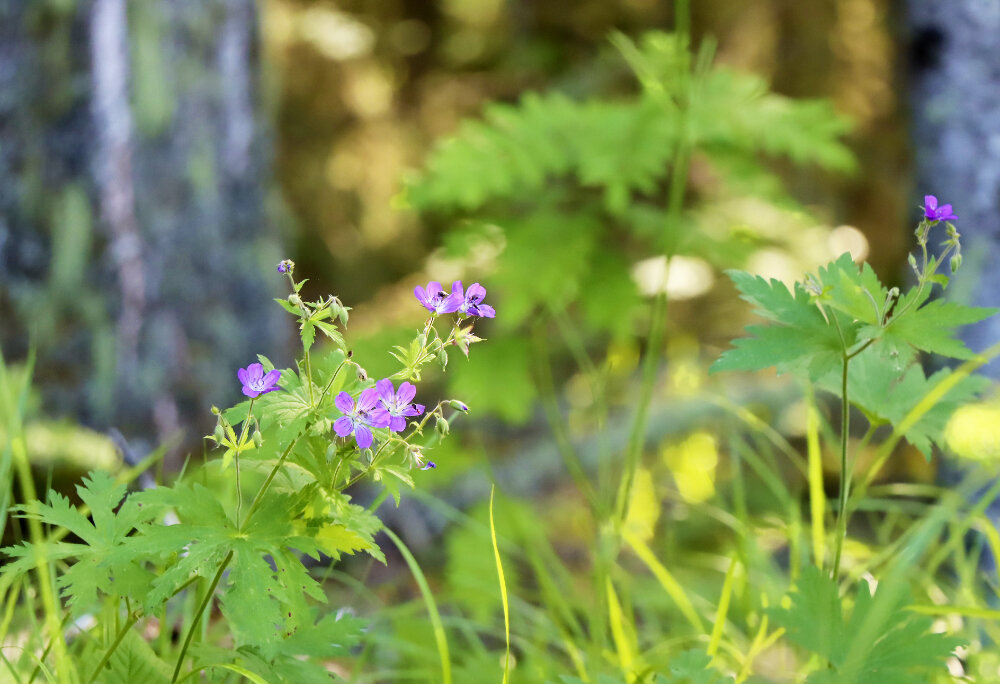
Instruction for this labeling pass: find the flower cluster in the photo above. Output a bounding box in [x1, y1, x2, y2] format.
[333, 379, 425, 449]
[415, 280, 495, 318]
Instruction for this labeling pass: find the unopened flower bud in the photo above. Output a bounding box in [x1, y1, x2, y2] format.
[435, 416, 450, 436]
[213, 425, 225, 443]
[211, 405, 221, 416]
[907, 253, 918, 272]
[252, 430, 263, 448]
[448, 400, 469, 412]
[326, 442, 338, 460]
[356, 366, 368, 382]
[950, 253, 962, 273]
[288, 293, 303, 307]
[438, 349, 449, 370]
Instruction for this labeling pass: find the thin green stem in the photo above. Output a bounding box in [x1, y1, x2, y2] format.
[234, 398, 255, 525]
[242, 435, 302, 526]
[614, 287, 669, 524]
[86, 612, 139, 684]
[831, 354, 851, 581]
[304, 349, 315, 406]
[532, 322, 600, 512]
[316, 358, 349, 406]
[342, 439, 402, 490]
[170, 550, 234, 682]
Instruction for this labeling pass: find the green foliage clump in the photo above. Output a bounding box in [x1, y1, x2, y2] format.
[402, 31, 854, 421]
[1, 261, 479, 682]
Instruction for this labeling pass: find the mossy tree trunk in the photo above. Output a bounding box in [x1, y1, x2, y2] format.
[907, 1, 1000, 366]
[0, 0, 285, 458]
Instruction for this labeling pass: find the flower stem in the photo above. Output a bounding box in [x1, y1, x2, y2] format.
[316, 358, 349, 406]
[242, 436, 301, 526]
[234, 398, 255, 525]
[86, 612, 139, 684]
[304, 348, 315, 406]
[831, 354, 851, 581]
[614, 287, 669, 525]
[170, 550, 234, 683]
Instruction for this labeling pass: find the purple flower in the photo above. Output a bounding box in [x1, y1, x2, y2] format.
[334, 388, 381, 449]
[238, 363, 281, 398]
[456, 281, 496, 318]
[278, 262, 287, 273]
[414, 281, 463, 314]
[420, 461, 437, 471]
[371, 378, 425, 432]
[924, 195, 957, 222]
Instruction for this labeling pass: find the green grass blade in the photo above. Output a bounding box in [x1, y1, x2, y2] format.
[384, 527, 452, 684]
[623, 529, 704, 633]
[490, 486, 511, 683]
[707, 556, 738, 658]
[805, 390, 826, 569]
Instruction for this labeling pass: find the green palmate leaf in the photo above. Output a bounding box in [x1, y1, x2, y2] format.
[819, 345, 991, 457]
[814, 253, 887, 326]
[880, 298, 997, 362]
[193, 611, 363, 684]
[92, 629, 171, 684]
[711, 270, 850, 379]
[658, 650, 734, 683]
[3, 471, 158, 616]
[770, 566, 960, 683]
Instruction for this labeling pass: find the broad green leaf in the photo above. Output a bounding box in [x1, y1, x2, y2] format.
[711, 270, 849, 378]
[771, 566, 960, 682]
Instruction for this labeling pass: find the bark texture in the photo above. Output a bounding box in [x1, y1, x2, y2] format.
[907, 1, 1000, 367]
[0, 0, 285, 456]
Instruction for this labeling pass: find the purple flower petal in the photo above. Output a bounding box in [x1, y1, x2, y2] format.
[242, 386, 261, 399]
[939, 204, 955, 219]
[263, 369, 281, 388]
[420, 461, 436, 470]
[376, 378, 395, 405]
[402, 404, 424, 417]
[466, 283, 486, 301]
[397, 382, 417, 406]
[369, 407, 391, 428]
[441, 293, 464, 313]
[389, 415, 406, 432]
[333, 416, 354, 438]
[238, 367, 249, 385]
[354, 425, 373, 449]
[476, 303, 496, 318]
[414, 285, 431, 309]
[925, 195, 938, 212]
[248, 363, 264, 381]
[334, 392, 355, 414]
[357, 387, 381, 412]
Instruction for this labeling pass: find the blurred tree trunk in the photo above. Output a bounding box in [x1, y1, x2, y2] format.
[0, 0, 285, 459]
[907, 1, 1000, 368]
